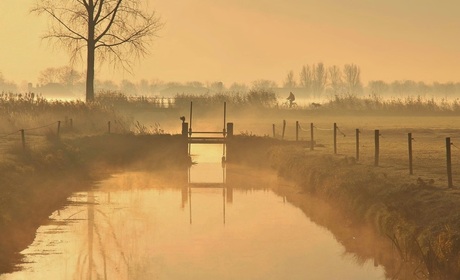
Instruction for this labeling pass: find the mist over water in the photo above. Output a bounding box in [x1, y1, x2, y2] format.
[0, 145, 388, 280]
[1, 174, 385, 280]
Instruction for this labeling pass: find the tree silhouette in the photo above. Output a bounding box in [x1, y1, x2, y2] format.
[32, 0, 162, 102]
[283, 70, 296, 88]
[312, 63, 327, 97]
[327, 65, 343, 94]
[299, 65, 313, 94]
[343, 64, 362, 94]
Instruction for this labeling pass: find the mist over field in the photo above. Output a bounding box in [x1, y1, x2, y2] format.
[1, 0, 460, 279]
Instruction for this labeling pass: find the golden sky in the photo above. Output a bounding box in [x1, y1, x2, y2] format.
[0, 0, 459, 86]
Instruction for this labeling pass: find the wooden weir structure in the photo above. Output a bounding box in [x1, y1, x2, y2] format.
[181, 102, 233, 162]
[182, 101, 233, 144]
[180, 101, 232, 224]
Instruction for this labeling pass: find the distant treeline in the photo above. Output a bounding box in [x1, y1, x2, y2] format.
[1, 65, 460, 98]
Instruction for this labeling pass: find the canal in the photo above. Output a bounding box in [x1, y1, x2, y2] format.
[1, 144, 390, 279]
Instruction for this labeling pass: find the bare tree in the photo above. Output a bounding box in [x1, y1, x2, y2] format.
[312, 63, 327, 97]
[327, 65, 343, 94]
[343, 64, 362, 94]
[283, 70, 297, 88]
[32, 0, 162, 102]
[251, 79, 278, 91]
[299, 65, 313, 94]
[368, 80, 389, 95]
[38, 66, 82, 86]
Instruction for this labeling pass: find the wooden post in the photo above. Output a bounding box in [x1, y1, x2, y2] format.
[408, 133, 413, 175]
[57, 121, 61, 137]
[356, 129, 360, 161]
[20, 129, 25, 150]
[446, 137, 453, 188]
[223, 102, 227, 137]
[310, 123, 314, 151]
[296, 121, 299, 141]
[182, 122, 189, 137]
[374, 130, 380, 167]
[189, 101, 193, 136]
[272, 124, 276, 138]
[333, 123, 337, 154]
[108, 121, 111, 134]
[282, 120, 286, 140]
[69, 118, 73, 130]
[226, 123, 233, 137]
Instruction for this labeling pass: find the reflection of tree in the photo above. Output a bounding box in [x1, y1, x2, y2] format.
[72, 191, 131, 280]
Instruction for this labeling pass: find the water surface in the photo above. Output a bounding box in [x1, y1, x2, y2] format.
[0, 144, 388, 279]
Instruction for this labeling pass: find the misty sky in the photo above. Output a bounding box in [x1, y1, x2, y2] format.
[0, 0, 459, 86]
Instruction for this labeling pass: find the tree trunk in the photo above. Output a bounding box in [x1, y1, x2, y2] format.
[86, 42, 95, 102]
[86, 3, 95, 103]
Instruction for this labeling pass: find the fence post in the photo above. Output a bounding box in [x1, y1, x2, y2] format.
[356, 129, 360, 161]
[333, 123, 337, 154]
[310, 123, 314, 151]
[223, 102, 227, 137]
[226, 123, 234, 137]
[446, 137, 453, 188]
[282, 120, 286, 140]
[108, 121, 111, 134]
[272, 124, 276, 138]
[189, 101, 193, 136]
[296, 121, 299, 141]
[70, 118, 73, 130]
[408, 133, 413, 175]
[182, 122, 189, 137]
[57, 121, 61, 137]
[374, 130, 380, 167]
[20, 129, 25, 150]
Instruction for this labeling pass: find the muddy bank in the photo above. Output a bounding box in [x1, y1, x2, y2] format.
[0, 134, 189, 273]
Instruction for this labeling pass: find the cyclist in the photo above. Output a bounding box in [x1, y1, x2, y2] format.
[287, 92, 296, 108]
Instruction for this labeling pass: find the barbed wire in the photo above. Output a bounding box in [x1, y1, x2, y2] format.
[297, 123, 346, 136]
[23, 121, 59, 132]
[336, 126, 346, 137]
[0, 121, 59, 140]
[298, 123, 310, 132]
[314, 125, 333, 131]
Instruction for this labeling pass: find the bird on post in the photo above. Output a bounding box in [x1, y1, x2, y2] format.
[180, 116, 185, 123]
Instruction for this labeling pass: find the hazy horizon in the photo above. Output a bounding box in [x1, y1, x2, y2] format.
[0, 0, 459, 87]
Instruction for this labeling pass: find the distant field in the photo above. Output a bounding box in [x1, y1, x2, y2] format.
[2, 91, 460, 190]
[228, 114, 460, 190]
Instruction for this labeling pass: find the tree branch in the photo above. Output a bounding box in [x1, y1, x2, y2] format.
[93, 0, 105, 23]
[95, 0, 122, 41]
[34, 7, 87, 42]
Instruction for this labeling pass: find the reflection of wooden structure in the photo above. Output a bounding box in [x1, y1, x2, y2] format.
[182, 163, 233, 225]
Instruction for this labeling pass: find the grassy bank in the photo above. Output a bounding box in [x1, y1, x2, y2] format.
[266, 145, 460, 279]
[225, 134, 460, 278]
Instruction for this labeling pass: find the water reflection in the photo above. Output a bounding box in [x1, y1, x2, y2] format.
[0, 166, 389, 280]
[187, 143, 229, 225]
[0, 143, 400, 279]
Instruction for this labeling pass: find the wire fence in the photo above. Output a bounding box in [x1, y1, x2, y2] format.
[0, 118, 128, 154]
[272, 119, 460, 189]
